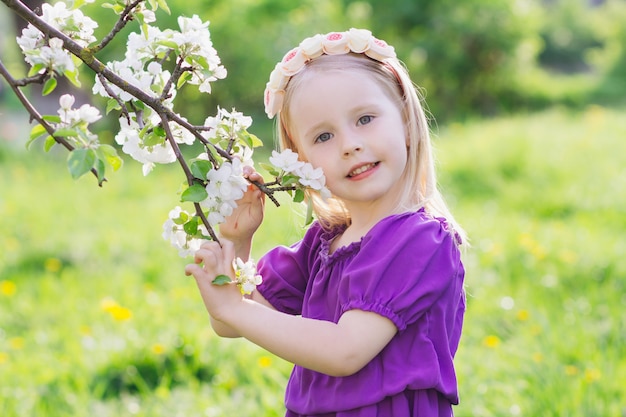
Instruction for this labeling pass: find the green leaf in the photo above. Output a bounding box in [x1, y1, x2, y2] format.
[172, 211, 189, 225]
[180, 183, 208, 203]
[293, 188, 305, 203]
[281, 175, 299, 186]
[133, 100, 145, 110]
[258, 162, 279, 177]
[106, 99, 121, 114]
[30, 124, 47, 140]
[42, 77, 57, 96]
[183, 216, 199, 235]
[239, 131, 264, 149]
[304, 199, 314, 226]
[212, 275, 231, 286]
[177, 72, 192, 89]
[156, 39, 179, 50]
[43, 136, 56, 152]
[97, 144, 123, 171]
[143, 131, 164, 147]
[101, 2, 125, 14]
[64, 68, 81, 88]
[28, 63, 45, 77]
[27, 124, 47, 149]
[54, 127, 79, 138]
[95, 157, 106, 185]
[42, 115, 61, 123]
[190, 159, 212, 180]
[153, 126, 166, 137]
[67, 148, 96, 179]
[157, 0, 171, 14]
[248, 133, 264, 148]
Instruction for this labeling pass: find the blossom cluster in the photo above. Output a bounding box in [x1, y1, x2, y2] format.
[264, 28, 396, 118]
[16, 2, 98, 83]
[11, 0, 330, 262]
[58, 94, 101, 128]
[91, 14, 227, 175]
[162, 206, 207, 258]
[269, 149, 331, 200]
[201, 159, 250, 227]
[233, 258, 263, 295]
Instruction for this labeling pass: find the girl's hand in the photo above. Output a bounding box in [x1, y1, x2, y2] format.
[219, 166, 265, 249]
[185, 240, 243, 321]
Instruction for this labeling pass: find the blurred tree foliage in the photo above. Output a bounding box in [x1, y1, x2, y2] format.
[342, 0, 544, 119]
[5, 0, 626, 138]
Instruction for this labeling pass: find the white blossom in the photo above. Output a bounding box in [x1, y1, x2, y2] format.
[59, 94, 75, 111]
[115, 117, 177, 175]
[162, 206, 207, 257]
[296, 163, 326, 190]
[56, 94, 101, 130]
[233, 257, 263, 295]
[203, 107, 252, 142]
[205, 160, 248, 202]
[269, 149, 305, 173]
[40, 3, 97, 46]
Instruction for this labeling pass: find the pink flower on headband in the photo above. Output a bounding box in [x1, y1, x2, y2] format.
[347, 28, 371, 53]
[299, 34, 324, 59]
[280, 47, 308, 76]
[322, 32, 350, 55]
[264, 28, 397, 118]
[365, 38, 395, 61]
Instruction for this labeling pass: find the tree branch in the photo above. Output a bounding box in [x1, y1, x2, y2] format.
[0, 59, 105, 185]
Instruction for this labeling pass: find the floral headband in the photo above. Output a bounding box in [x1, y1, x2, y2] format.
[263, 28, 397, 118]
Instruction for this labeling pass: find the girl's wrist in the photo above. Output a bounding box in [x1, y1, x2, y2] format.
[219, 236, 253, 261]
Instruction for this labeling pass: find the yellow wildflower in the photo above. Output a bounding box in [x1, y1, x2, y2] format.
[516, 309, 529, 321]
[9, 337, 24, 350]
[101, 297, 133, 321]
[482, 335, 501, 348]
[584, 368, 601, 383]
[44, 258, 62, 273]
[152, 343, 166, 355]
[0, 280, 17, 297]
[258, 356, 272, 368]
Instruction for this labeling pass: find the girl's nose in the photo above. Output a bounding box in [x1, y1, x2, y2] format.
[341, 133, 363, 157]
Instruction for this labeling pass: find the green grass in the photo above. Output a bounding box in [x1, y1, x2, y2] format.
[1, 106, 625, 416]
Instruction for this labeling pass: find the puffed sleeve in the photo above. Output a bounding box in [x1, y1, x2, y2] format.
[256, 222, 325, 315]
[339, 212, 463, 331]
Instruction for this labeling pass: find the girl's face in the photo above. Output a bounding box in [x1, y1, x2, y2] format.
[288, 69, 409, 216]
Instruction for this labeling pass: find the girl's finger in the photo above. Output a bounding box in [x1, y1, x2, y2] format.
[194, 246, 220, 269]
[184, 263, 202, 277]
[221, 239, 236, 267]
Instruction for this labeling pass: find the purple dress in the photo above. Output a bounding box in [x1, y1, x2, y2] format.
[257, 209, 465, 417]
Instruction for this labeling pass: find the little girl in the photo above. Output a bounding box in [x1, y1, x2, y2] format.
[185, 28, 467, 417]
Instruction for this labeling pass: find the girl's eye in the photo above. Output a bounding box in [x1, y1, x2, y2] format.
[357, 115, 373, 125]
[315, 132, 332, 143]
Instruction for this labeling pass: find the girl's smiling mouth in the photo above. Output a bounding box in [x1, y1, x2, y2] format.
[347, 162, 379, 178]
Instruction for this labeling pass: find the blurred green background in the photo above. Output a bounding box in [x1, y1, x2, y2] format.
[1, 0, 625, 416]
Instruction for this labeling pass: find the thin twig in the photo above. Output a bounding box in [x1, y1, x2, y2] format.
[97, 73, 131, 124]
[92, 0, 144, 52]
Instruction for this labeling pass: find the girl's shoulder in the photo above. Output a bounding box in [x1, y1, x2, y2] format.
[366, 208, 461, 246]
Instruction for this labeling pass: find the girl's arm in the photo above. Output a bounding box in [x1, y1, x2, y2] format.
[208, 290, 274, 338]
[186, 241, 397, 377]
[206, 166, 267, 337]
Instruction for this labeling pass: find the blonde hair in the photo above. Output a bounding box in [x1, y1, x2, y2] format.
[275, 53, 466, 245]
